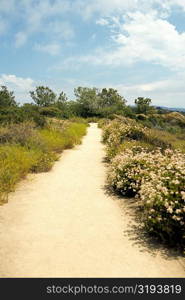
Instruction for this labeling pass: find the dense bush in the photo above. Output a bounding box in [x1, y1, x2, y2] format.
[0, 107, 25, 124]
[0, 105, 46, 127]
[0, 121, 36, 145]
[108, 147, 185, 249]
[103, 119, 185, 250]
[39, 106, 62, 118]
[107, 147, 153, 196]
[162, 112, 185, 128]
[139, 150, 185, 247]
[102, 118, 172, 159]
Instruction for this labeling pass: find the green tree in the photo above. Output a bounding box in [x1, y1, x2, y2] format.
[73, 86, 127, 117]
[21, 103, 46, 126]
[74, 87, 99, 117]
[55, 91, 68, 109]
[98, 88, 126, 108]
[135, 97, 154, 114]
[97, 88, 127, 117]
[54, 91, 70, 118]
[58, 91, 68, 103]
[30, 86, 56, 107]
[0, 86, 17, 108]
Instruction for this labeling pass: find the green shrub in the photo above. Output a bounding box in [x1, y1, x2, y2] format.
[104, 118, 185, 250]
[87, 117, 100, 123]
[163, 112, 185, 128]
[102, 118, 174, 160]
[97, 119, 109, 128]
[107, 147, 155, 196]
[0, 105, 46, 127]
[107, 147, 185, 249]
[0, 120, 87, 204]
[0, 127, 13, 143]
[9, 121, 35, 145]
[0, 145, 35, 203]
[144, 129, 172, 149]
[63, 123, 87, 146]
[39, 106, 62, 118]
[0, 107, 24, 124]
[29, 150, 58, 173]
[39, 129, 67, 152]
[69, 117, 88, 124]
[139, 150, 185, 249]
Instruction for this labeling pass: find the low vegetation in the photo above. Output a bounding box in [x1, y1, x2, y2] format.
[102, 117, 185, 251]
[0, 120, 87, 204]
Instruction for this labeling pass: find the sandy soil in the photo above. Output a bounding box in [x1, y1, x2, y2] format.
[0, 123, 184, 277]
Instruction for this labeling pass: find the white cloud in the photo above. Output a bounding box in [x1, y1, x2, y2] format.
[74, 12, 185, 71]
[167, 0, 185, 10]
[75, 0, 185, 19]
[10, 0, 72, 47]
[2, 0, 185, 43]
[0, 74, 35, 102]
[20, 0, 71, 25]
[2, 0, 185, 49]
[0, 74, 34, 90]
[112, 73, 185, 107]
[2, 0, 185, 108]
[34, 42, 61, 56]
[74, 0, 174, 19]
[75, 0, 143, 19]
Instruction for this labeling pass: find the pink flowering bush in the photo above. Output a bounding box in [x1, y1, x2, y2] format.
[108, 147, 185, 248]
[107, 147, 153, 196]
[139, 150, 185, 247]
[103, 119, 185, 249]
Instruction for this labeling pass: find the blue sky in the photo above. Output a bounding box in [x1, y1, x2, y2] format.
[0, 0, 185, 107]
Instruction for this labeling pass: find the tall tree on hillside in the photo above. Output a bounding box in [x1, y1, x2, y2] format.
[135, 97, 155, 114]
[58, 91, 68, 103]
[30, 86, 56, 107]
[74, 87, 99, 117]
[98, 88, 126, 108]
[0, 86, 17, 107]
[56, 91, 68, 108]
[55, 91, 69, 116]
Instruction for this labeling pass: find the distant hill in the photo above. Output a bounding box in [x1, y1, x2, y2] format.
[130, 105, 185, 113]
[156, 106, 185, 112]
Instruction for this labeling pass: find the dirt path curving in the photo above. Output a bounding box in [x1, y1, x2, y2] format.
[0, 123, 184, 277]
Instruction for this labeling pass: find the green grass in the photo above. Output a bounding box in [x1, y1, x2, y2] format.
[147, 128, 185, 153]
[123, 128, 185, 154]
[63, 123, 87, 146]
[39, 122, 87, 151]
[0, 145, 34, 203]
[0, 121, 87, 204]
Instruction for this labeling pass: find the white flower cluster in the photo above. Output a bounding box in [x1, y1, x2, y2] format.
[138, 149, 185, 237]
[102, 119, 147, 159]
[103, 119, 185, 248]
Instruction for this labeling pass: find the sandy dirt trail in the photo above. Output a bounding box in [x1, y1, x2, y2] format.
[0, 123, 184, 277]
